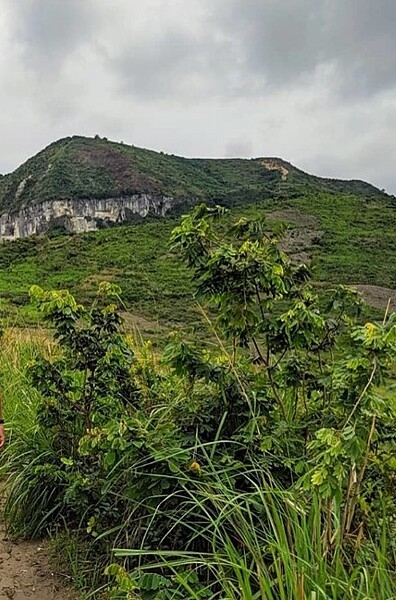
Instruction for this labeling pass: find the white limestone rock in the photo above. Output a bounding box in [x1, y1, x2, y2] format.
[0, 195, 175, 240]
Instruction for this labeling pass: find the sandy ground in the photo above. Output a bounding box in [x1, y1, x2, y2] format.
[0, 520, 76, 600]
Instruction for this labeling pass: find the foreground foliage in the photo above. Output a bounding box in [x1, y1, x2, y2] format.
[2, 204, 396, 598]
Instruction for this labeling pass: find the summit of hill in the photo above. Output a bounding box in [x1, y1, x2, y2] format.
[0, 135, 388, 214]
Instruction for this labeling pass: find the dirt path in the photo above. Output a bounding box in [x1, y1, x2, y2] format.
[0, 520, 76, 600]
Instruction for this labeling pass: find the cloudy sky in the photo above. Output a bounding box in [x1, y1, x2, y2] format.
[1, 0, 395, 191]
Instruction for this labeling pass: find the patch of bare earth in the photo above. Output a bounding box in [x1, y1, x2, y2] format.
[261, 160, 289, 181]
[266, 208, 323, 264]
[0, 520, 76, 600]
[76, 144, 160, 194]
[352, 285, 396, 311]
[120, 311, 164, 334]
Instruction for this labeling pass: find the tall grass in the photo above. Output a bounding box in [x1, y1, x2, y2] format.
[0, 329, 104, 596]
[113, 451, 396, 599]
[0, 328, 60, 537]
[0, 328, 48, 431]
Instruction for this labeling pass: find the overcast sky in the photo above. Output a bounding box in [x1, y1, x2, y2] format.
[1, 0, 395, 191]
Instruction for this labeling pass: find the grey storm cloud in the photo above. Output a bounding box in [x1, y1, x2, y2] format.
[7, 0, 396, 100]
[113, 29, 208, 100]
[8, 0, 99, 74]
[0, 0, 396, 192]
[213, 0, 396, 97]
[105, 0, 396, 101]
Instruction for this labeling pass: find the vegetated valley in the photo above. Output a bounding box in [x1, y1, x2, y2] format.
[1, 136, 396, 599]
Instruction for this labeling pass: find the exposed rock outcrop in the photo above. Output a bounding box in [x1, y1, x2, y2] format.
[0, 195, 175, 240]
[261, 160, 289, 181]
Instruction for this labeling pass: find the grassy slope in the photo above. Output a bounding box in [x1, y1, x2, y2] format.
[0, 135, 393, 332]
[293, 193, 396, 287]
[0, 217, 196, 336]
[0, 191, 395, 334]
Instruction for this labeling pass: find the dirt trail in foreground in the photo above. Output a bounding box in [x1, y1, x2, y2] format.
[0, 520, 76, 600]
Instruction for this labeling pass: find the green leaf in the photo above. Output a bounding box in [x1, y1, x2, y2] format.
[105, 450, 116, 468]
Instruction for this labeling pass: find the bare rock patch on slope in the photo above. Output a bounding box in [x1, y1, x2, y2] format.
[266, 208, 323, 264]
[352, 284, 396, 312]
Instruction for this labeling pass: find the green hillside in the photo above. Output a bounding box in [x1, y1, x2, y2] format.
[0, 135, 387, 214]
[0, 192, 395, 335]
[0, 136, 394, 333]
[2, 138, 396, 599]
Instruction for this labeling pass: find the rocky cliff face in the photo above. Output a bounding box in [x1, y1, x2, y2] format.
[0, 195, 175, 240]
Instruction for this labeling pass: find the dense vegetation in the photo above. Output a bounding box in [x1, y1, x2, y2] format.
[0, 135, 387, 214]
[2, 205, 396, 599]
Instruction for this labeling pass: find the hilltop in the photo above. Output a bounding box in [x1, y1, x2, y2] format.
[0, 135, 395, 333]
[0, 135, 388, 217]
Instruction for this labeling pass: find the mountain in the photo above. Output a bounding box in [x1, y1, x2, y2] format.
[0, 135, 389, 240]
[0, 135, 395, 332]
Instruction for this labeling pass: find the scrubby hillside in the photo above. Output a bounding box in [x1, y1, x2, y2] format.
[3, 206, 396, 598]
[0, 135, 394, 331]
[0, 135, 388, 214]
[1, 191, 396, 333]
